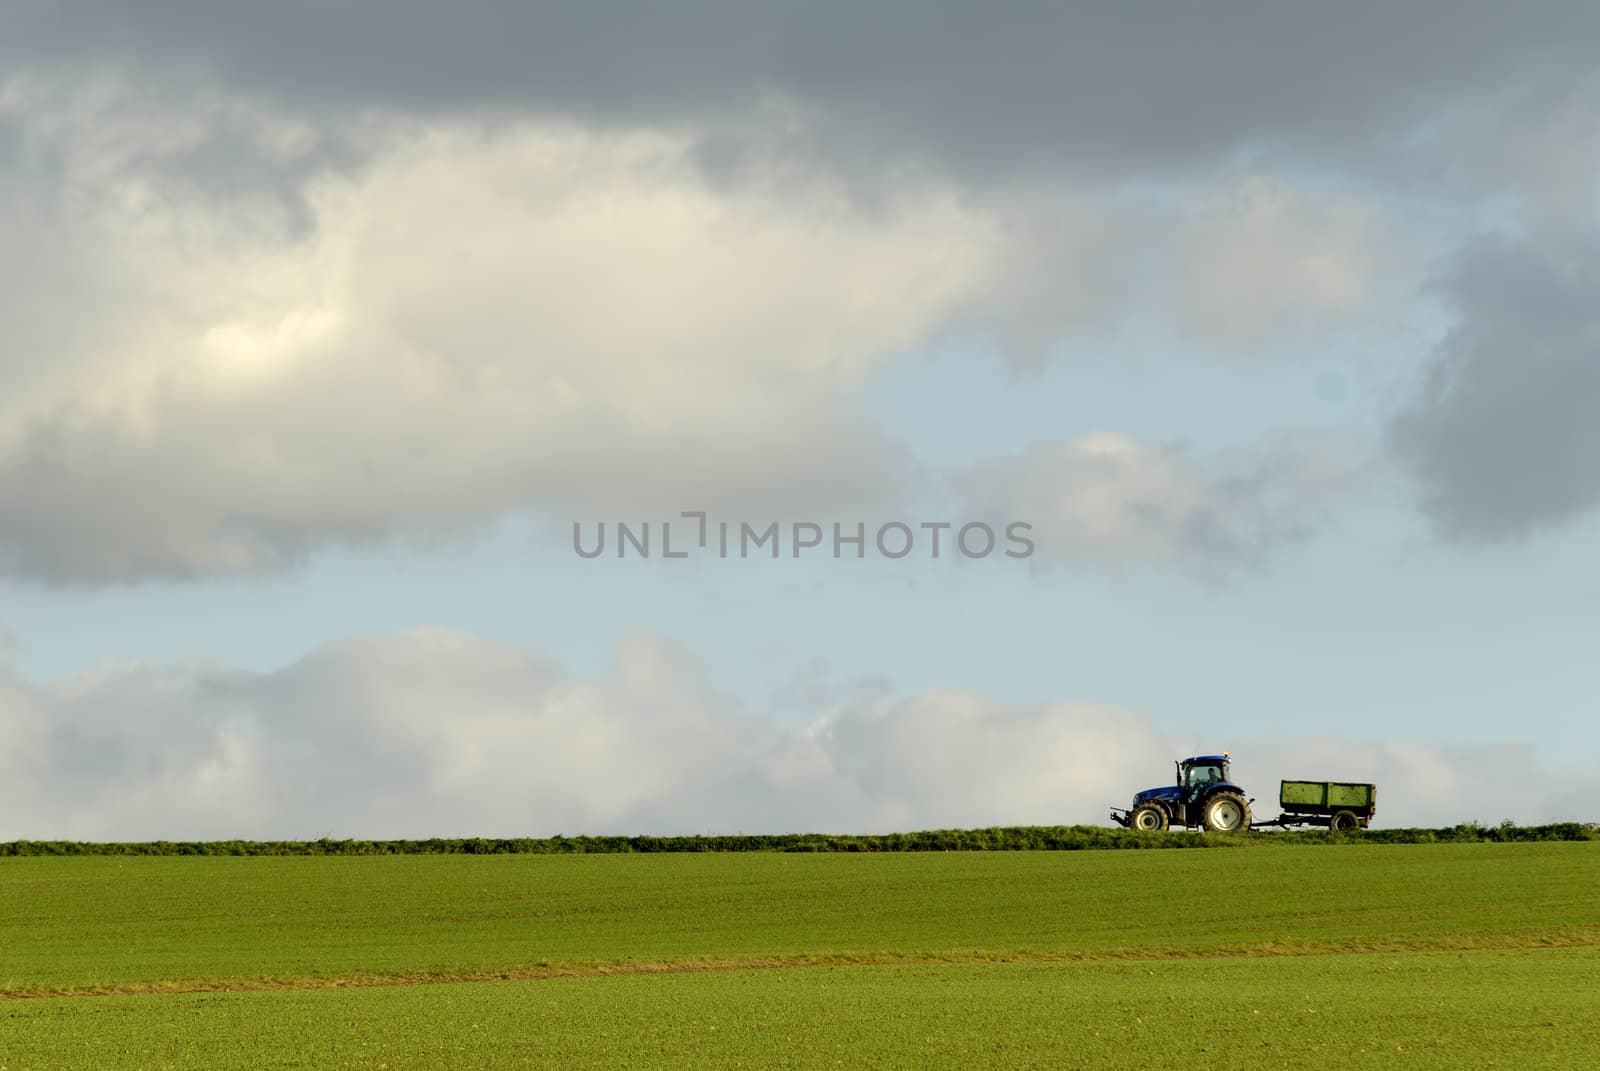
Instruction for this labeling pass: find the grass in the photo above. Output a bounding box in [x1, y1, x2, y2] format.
[5, 952, 1596, 1069]
[3, 843, 1597, 993]
[1, 841, 1595, 1067]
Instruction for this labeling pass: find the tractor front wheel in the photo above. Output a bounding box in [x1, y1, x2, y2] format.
[1129, 803, 1168, 832]
[1202, 791, 1252, 833]
[1329, 809, 1360, 832]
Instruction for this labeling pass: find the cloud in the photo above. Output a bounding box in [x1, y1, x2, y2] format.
[0, 76, 1388, 583]
[1392, 234, 1600, 541]
[1227, 738, 1592, 830]
[953, 432, 1362, 580]
[1, 628, 1588, 839]
[1174, 173, 1391, 350]
[7, 3, 1599, 193]
[0, 91, 1011, 581]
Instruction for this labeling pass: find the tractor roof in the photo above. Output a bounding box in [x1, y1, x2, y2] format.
[1182, 754, 1230, 765]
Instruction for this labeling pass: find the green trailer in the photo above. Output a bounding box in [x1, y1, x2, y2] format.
[1261, 780, 1377, 831]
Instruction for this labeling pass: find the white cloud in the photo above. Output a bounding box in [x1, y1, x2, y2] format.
[0, 628, 1587, 839]
[0, 85, 1010, 580]
[0, 78, 1399, 583]
[1174, 173, 1391, 350]
[1232, 738, 1590, 830]
[954, 431, 1362, 580]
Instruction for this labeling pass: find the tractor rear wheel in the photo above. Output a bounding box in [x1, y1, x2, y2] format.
[1202, 791, 1252, 833]
[1329, 809, 1359, 832]
[1129, 803, 1168, 832]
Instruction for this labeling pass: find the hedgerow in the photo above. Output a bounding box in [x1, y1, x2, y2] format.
[2, 821, 1593, 856]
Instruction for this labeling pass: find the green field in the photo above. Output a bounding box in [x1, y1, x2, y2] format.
[3, 842, 1596, 1068]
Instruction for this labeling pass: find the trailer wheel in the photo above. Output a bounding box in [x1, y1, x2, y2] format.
[1329, 809, 1359, 833]
[1202, 791, 1252, 833]
[1129, 803, 1168, 832]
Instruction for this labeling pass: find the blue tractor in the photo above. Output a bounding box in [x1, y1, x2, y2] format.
[1109, 753, 1253, 832]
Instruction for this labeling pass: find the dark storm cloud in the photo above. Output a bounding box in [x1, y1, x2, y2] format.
[1393, 235, 1600, 541]
[4, 2, 1596, 181]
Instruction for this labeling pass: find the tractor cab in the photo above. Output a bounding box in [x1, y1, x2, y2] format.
[1178, 755, 1234, 802]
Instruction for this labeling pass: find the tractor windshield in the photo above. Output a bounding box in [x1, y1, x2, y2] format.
[1185, 763, 1225, 788]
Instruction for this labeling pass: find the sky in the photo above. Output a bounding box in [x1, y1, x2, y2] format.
[1, 3, 1597, 838]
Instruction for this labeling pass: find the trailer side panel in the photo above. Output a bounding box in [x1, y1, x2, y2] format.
[1327, 782, 1375, 810]
[1279, 780, 1376, 817]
